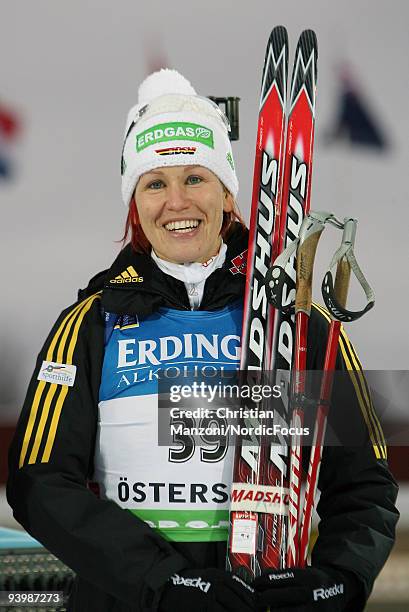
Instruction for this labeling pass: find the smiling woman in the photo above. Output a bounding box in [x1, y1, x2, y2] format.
[133, 165, 234, 263]
[120, 70, 244, 264]
[123, 165, 244, 259]
[7, 67, 398, 612]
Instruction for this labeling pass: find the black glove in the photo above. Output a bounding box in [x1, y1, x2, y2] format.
[159, 568, 255, 612]
[253, 566, 362, 611]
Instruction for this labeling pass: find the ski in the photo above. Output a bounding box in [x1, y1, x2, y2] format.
[227, 27, 318, 579]
[227, 25, 289, 581]
[267, 29, 318, 569]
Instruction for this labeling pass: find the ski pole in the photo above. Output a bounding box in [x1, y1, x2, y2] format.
[288, 212, 343, 568]
[298, 217, 375, 567]
[265, 211, 343, 568]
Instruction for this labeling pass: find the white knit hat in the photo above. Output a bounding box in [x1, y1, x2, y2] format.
[121, 69, 238, 207]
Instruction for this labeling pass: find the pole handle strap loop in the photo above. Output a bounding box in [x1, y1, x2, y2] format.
[322, 218, 375, 322]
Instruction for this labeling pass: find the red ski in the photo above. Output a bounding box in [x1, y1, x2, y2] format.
[227, 27, 318, 579]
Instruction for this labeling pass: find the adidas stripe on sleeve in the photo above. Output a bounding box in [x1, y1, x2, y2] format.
[18, 292, 101, 468]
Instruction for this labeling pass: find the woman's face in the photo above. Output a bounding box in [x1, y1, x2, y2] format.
[134, 165, 234, 264]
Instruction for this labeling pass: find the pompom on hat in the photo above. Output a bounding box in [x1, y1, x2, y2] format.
[121, 69, 238, 207]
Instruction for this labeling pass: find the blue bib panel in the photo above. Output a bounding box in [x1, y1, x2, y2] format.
[95, 302, 242, 542]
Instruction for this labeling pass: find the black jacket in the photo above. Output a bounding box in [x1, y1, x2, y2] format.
[7, 226, 398, 611]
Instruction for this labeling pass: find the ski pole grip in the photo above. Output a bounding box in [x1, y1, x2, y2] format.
[295, 229, 323, 315]
[333, 259, 351, 309]
[266, 211, 336, 314]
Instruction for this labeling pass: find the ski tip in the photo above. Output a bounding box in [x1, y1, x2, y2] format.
[288, 28, 318, 115]
[297, 29, 318, 59]
[265, 26, 289, 59]
[260, 26, 289, 110]
[270, 25, 288, 38]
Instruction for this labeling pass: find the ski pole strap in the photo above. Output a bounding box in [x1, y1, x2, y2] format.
[265, 211, 342, 314]
[322, 217, 375, 322]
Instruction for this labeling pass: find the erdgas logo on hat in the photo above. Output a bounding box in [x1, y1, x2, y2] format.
[136, 122, 214, 152]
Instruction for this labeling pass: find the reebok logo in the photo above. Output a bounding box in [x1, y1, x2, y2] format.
[313, 582, 344, 601]
[269, 571, 294, 581]
[170, 574, 211, 593]
[109, 266, 143, 284]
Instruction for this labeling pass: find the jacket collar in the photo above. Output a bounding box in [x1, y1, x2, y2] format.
[101, 223, 248, 317]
